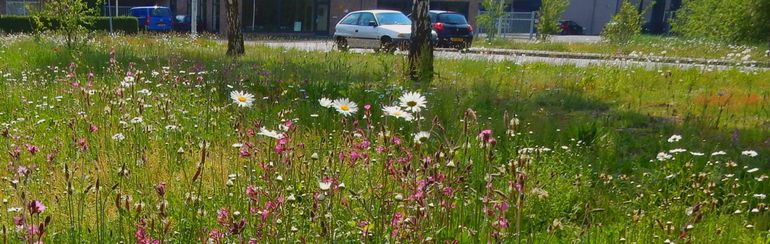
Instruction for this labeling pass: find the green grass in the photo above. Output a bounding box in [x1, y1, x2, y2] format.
[475, 35, 770, 62]
[0, 34, 768, 243]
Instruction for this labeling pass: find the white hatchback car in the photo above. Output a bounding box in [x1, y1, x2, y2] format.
[333, 10, 417, 52]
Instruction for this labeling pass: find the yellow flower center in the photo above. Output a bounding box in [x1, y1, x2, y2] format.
[407, 101, 417, 107]
[340, 105, 350, 111]
[394, 111, 402, 116]
[238, 96, 248, 103]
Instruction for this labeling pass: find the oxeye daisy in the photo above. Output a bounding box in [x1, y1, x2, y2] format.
[413, 131, 430, 144]
[667, 134, 682, 143]
[398, 91, 427, 112]
[258, 127, 284, 139]
[741, 150, 758, 157]
[319, 98, 334, 108]
[383, 106, 414, 121]
[230, 91, 255, 108]
[332, 98, 358, 116]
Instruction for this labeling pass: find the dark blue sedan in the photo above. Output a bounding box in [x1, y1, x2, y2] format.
[429, 10, 473, 49]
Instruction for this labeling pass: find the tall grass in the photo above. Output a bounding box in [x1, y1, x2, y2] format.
[0, 34, 767, 242]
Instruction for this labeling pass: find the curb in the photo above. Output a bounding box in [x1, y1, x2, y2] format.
[455, 48, 770, 68]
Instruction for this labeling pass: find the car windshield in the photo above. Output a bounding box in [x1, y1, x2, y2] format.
[151, 8, 171, 17]
[376, 13, 411, 25]
[437, 13, 468, 25]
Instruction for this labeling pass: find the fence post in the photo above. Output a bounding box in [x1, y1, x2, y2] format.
[107, 2, 113, 33]
[529, 11, 536, 40]
[192, 0, 198, 36]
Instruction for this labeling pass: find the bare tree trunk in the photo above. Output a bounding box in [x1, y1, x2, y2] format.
[408, 0, 433, 83]
[226, 0, 245, 56]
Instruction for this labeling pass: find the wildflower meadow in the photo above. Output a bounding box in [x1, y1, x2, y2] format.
[0, 35, 768, 243]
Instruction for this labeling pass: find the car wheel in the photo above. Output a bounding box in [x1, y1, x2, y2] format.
[336, 37, 349, 51]
[379, 37, 396, 54]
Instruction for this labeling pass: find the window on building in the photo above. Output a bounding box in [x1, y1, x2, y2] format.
[6, 0, 41, 16]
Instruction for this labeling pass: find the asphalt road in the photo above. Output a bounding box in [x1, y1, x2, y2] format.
[251, 40, 765, 72]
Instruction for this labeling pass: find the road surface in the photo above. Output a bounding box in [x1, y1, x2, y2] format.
[249, 40, 765, 72]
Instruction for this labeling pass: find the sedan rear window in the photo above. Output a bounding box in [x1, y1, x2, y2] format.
[437, 13, 468, 25]
[376, 13, 411, 25]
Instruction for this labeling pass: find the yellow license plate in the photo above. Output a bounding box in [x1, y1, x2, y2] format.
[450, 38, 463, 42]
[158, 23, 166, 26]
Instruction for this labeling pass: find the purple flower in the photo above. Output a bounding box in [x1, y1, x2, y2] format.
[27, 200, 45, 215]
[239, 146, 251, 157]
[155, 182, 166, 197]
[217, 208, 230, 226]
[25, 144, 39, 155]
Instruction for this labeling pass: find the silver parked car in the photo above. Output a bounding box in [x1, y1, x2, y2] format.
[334, 10, 414, 53]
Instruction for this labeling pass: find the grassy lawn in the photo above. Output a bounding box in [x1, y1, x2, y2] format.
[475, 35, 770, 62]
[0, 34, 768, 243]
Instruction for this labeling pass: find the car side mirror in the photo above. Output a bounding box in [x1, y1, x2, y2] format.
[368, 21, 377, 27]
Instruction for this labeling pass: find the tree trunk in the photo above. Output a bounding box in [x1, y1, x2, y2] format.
[226, 0, 245, 56]
[407, 0, 433, 83]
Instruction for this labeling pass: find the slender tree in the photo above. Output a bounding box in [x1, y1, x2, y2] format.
[407, 0, 433, 83]
[225, 0, 245, 56]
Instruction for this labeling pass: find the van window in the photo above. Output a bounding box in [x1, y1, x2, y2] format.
[151, 8, 171, 17]
[340, 13, 360, 25]
[131, 9, 147, 17]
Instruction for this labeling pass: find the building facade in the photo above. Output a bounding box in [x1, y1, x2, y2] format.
[164, 0, 483, 35]
[0, 0, 679, 36]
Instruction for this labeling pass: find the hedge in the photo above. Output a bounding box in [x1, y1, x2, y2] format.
[0, 16, 139, 34]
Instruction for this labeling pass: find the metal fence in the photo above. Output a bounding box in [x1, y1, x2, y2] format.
[476, 11, 537, 39]
[101, 6, 134, 17]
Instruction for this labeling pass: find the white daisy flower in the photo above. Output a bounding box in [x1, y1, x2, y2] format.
[398, 91, 427, 112]
[319, 181, 332, 191]
[741, 150, 758, 157]
[413, 131, 430, 144]
[332, 98, 358, 116]
[319, 98, 334, 108]
[669, 148, 687, 154]
[230, 90, 255, 108]
[112, 133, 125, 141]
[383, 105, 414, 121]
[130, 117, 143, 124]
[711, 151, 727, 156]
[656, 152, 673, 161]
[258, 127, 284, 139]
[667, 134, 682, 143]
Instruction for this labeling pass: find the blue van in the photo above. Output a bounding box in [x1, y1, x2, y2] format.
[130, 6, 173, 31]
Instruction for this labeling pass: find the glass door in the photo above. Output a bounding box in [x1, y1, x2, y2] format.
[314, 1, 329, 34]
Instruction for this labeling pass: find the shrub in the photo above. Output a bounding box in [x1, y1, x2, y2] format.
[601, 0, 643, 45]
[671, 0, 770, 43]
[0, 16, 138, 34]
[476, 0, 506, 41]
[32, 0, 100, 48]
[536, 0, 569, 41]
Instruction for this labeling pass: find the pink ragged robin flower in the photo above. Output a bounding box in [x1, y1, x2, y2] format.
[27, 200, 45, 215]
